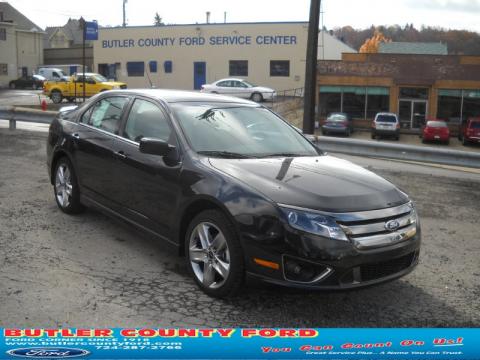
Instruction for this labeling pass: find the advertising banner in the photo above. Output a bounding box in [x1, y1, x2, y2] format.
[1, 328, 478, 359]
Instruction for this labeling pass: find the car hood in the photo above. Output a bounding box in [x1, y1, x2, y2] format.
[208, 155, 409, 213]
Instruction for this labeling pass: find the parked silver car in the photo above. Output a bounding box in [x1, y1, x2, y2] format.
[200, 78, 276, 102]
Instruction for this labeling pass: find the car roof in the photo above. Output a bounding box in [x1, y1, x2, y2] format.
[105, 89, 258, 105]
[215, 78, 246, 82]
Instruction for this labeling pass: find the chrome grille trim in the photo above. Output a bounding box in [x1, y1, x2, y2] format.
[342, 212, 414, 237]
[351, 223, 417, 250]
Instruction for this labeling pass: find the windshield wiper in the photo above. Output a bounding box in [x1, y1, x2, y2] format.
[261, 152, 305, 158]
[197, 151, 255, 159]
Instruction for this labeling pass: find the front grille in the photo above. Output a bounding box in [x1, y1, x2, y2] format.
[360, 252, 416, 282]
[335, 202, 418, 250]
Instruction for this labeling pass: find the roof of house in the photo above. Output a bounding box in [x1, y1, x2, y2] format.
[44, 18, 91, 48]
[379, 42, 448, 55]
[0, 2, 43, 32]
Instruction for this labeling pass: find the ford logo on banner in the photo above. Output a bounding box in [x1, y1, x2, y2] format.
[6, 348, 90, 358]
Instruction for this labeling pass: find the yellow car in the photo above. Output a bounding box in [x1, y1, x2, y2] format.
[43, 73, 127, 104]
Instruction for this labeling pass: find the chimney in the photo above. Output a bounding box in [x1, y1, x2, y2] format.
[224, 12, 227, 23]
[206, 11, 210, 24]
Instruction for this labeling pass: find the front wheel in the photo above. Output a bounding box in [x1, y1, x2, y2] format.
[51, 90, 63, 104]
[251, 92, 263, 102]
[185, 210, 244, 298]
[53, 157, 84, 214]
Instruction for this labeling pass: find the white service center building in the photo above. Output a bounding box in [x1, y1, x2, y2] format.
[93, 22, 308, 92]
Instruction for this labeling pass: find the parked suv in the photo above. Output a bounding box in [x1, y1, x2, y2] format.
[458, 117, 480, 146]
[47, 90, 420, 297]
[372, 113, 400, 140]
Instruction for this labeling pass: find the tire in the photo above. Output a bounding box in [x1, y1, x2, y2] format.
[445, 139, 450, 145]
[422, 138, 426, 144]
[251, 92, 263, 102]
[462, 137, 469, 146]
[346, 129, 351, 137]
[53, 157, 84, 214]
[371, 133, 376, 140]
[395, 136, 400, 141]
[185, 209, 244, 298]
[9, 82, 15, 89]
[51, 90, 63, 104]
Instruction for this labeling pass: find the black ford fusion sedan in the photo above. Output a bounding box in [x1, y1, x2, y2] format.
[47, 89, 421, 297]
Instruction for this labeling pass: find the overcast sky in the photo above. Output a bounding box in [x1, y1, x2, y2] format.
[6, 0, 480, 32]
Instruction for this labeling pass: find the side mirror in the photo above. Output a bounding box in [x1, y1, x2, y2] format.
[139, 138, 174, 156]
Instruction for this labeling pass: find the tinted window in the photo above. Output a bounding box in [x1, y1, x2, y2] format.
[376, 115, 397, 123]
[172, 104, 317, 157]
[217, 81, 231, 87]
[127, 62, 145, 77]
[327, 114, 347, 122]
[124, 99, 172, 142]
[229, 60, 248, 76]
[270, 60, 290, 77]
[87, 97, 129, 134]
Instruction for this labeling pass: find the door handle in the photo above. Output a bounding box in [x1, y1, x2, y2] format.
[115, 150, 127, 159]
[72, 133, 80, 139]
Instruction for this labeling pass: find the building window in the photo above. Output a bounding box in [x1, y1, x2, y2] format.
[366, 87, 390, 119]
[437, 89, 462, 123]
[462, 90, 480, 121]
[342, 86, 366, 119]
[229, 60, 248, 77]
[164, 61, 172, 73]
[270, 60, 290, 77]
[0, 63, 7, 75]
[437, 89, 480, 124]
[126, 62, 145, 77]
[319, 86, 389, 120]
[149, 61, 157, 73]
[0, 28, 6, 41]
[399, 87, 428, 99]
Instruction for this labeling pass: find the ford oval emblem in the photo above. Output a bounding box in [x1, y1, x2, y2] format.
[385, 219, 400, 232]
[6, 348, 90, 358]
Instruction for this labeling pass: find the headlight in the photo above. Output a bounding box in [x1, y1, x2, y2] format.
[112, 86, 120, 90]
[408, 202, 419, 226]
[279, 206, 348, 241]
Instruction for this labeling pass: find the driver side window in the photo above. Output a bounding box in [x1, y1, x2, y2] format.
[86, 97, 129, 134]
[124, 99, 172, 143]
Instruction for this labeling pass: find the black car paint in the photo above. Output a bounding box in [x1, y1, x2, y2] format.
[47, 90, 420, 290]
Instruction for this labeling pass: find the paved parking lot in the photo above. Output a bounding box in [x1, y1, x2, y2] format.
[0, 128, 479, 328]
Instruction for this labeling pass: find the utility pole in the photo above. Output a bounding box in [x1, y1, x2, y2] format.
[80, 17, 86, 102]
[302, 0, 321, 134]
[122, 0, 127, 27]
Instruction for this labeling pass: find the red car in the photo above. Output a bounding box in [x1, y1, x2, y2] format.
[459, 117, 480, 146]
[421, 120, 450, 144]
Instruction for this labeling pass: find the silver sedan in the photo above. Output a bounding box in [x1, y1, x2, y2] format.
[200, 78, 276, 102]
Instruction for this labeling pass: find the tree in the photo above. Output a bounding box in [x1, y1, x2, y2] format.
[154, 12, 164, 26]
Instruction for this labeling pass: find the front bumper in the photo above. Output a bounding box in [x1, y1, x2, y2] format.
[242, 203, 421, 290]
[322, 125, 348, 134]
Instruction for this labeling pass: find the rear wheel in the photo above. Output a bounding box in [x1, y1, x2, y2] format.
[251, 92, 263, 102]
[185, 210, 244, 298]
[462, 137, 470, 146]
[371, 133, 376, 139]
[53, 157, 84, 214]
[51, 90, 63, 104]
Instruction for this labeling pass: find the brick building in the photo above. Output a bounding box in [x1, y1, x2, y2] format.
[317, 52, 480, 131]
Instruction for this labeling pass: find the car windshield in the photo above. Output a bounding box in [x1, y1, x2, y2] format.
[470, 122, 480, 129]
[242, 80, 255, 88]
[376, 115, 397, 123]
[92, 74, 108, 82]
[427, 121, 447, 127]
[327, 114, 347, 122]
[171, 103, 319, 158]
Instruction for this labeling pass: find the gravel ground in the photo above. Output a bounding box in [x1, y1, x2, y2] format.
[0, 128, 479, 328]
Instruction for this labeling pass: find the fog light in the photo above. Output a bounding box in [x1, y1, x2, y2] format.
[283, 256, 333, 283]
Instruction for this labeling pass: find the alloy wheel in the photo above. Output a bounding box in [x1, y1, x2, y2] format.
[189, 222, 230, 289]
[55, 164, 72, 208]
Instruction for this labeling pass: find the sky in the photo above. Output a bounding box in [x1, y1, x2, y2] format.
[5, 0, 480, 32]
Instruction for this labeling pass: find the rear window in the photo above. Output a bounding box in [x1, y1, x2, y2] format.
[327, 114, 347, 122]
[427, 121, 447, 128]
[470, 122, 480, 129]
[376, 115, 397, 123]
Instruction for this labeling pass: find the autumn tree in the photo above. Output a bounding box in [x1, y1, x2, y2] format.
[359, 30, 391, 53]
